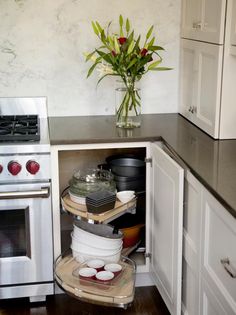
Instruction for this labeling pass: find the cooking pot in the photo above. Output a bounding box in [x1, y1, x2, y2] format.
[106, 155, 145, 177]
[114, 174, 145, 192]
[120, 224, 145, 248]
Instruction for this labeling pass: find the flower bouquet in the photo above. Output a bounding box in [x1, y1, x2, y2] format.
[85, 15, 171, 128]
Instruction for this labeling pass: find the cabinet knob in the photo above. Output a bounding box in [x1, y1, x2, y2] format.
[192, 22, 202, 29]
[188, 106, 194, 114]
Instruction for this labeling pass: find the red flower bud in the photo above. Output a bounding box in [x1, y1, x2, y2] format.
[140, 48, 148, 57]
[111, 50, 117, 57]
[118, 37, 127, 45]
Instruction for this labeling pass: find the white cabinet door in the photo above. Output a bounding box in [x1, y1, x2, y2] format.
[200, 278, 229, 315]
[182, 172, 202, 315]
[201, 188, 236, 314]
[181, 0, 226, 44]
[180, 39, 223, 138]
[150, 143, 184, 315]
[231, 0, 236, 46]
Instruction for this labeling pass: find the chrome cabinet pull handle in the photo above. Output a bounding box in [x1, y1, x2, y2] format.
[220, 258, 236, 278]
[0, 187, 50, 199]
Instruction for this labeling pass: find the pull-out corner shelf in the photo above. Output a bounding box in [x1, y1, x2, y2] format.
[55, 254, 136, 309]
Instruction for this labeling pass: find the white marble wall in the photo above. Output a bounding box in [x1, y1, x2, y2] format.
[0, 0, 181, 117]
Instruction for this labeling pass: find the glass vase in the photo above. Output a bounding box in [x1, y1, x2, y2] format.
[115, 82, 141, 128]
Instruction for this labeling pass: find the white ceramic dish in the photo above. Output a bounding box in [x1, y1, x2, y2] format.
[104, 263, 122, 275]
[71, 237, 122, 256]
[87, 259, 105, 271]
[116, 190, 135, 203]
[72, 226, 123, 250]
[69, 191, 86, 205]
[96, 270, 114, 282]
[71, 248, 121, 263]
[78, 267, 97, 279]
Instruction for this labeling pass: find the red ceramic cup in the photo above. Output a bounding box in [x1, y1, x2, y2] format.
[78, 267, 97, 280]
[87, 259, 105, 272]
[95, 271, 114, 284]
[104, 263, 122, 277]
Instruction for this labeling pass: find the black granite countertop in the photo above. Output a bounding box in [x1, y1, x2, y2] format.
[49, 114, 236, 219]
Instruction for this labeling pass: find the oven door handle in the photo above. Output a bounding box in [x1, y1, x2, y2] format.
[0, 187, 50, 199]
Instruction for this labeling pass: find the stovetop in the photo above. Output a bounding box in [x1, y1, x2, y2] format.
[0, 97, 50, 154]
[0, 115, 40, 142]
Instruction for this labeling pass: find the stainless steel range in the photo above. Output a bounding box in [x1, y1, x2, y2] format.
[0, 97, 53, 301]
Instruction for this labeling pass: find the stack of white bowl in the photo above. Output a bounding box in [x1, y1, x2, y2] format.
[71, 222, 123, 263]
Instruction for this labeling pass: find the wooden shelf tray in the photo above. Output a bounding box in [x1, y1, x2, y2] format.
[61, 194, 136, 224]
[55, 254, 136, 308]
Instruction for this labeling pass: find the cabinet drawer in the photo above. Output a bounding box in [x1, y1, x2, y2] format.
[202, 189, 236, 313]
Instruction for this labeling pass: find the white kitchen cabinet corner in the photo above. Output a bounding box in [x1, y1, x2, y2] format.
[181, 0, 226, 44]
[180, 39, 223, 138]
[51, 141, 184, 314]
[150, 143, 184, 315]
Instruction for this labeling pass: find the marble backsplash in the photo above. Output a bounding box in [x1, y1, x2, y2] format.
[0, 0, 181, 117]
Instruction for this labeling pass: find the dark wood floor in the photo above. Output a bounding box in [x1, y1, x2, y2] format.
[0, 286, 170, 315]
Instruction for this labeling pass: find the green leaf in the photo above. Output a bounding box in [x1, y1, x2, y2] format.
[96, 21, 103, 33]
[147, 59, 162, 70]
[127, 58, 138, 70]
[150, 67, 173, 71]
[146, 25, 154, 39]
[96, 50, 113, 64]
[147, 37, 155, 48]
[107, 35, 114, 49]
[91, 21, 99, 36]
[127, 39, 135, 55]
[114, 37, 120, 54]
[119, 15, 123, 27]
[87, 61, 100, 78]
[126, 18, 130, 34]
[119, 15, 124, 37]
[85, 51, 95, 62]
[148, 45, 165, 51]
[133, 35, 141, 52]
[100, 29, 106, 44]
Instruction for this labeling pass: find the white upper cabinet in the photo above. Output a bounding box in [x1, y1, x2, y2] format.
[150, 143, 184, 315]
[231, 0, 236, 46]
[180, 39, 223, 138]
[181, 0, 226, 44]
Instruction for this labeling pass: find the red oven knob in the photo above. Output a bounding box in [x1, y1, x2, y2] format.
[26, 160, 40, 175]
[8, 161, 22, 176]
[0, 165, 3, 173]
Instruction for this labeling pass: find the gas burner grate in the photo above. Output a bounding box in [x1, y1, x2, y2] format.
[0, 115, 40, 142]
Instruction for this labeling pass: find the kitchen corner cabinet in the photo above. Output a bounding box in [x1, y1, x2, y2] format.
[181, 0, 226, 44]
[180, 0, 236, 139]
[51, 141, 184, 314]
[179, 39, 223, 138]
[182, 170, 236, 315]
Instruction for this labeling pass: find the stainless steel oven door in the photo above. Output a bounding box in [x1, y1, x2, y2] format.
[0, 182, 53, 286]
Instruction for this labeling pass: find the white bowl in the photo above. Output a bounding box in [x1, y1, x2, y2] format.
[116, 190, 135, 203]
[71, 248, 122, 263]
[72, 226, 123, 250]
[69, 191, 86, 205]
